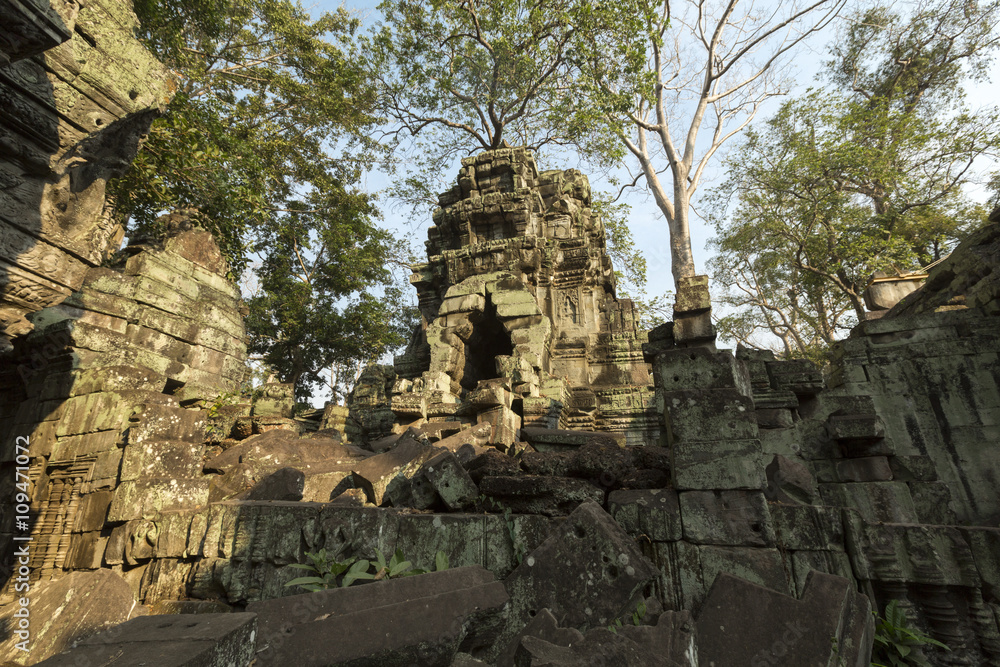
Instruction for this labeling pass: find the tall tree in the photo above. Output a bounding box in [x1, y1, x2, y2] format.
[573, 0, 846, 287]
[369, 0, 590, 204]
[710, 0, 1000, 356]
[114, 0, 409, 400]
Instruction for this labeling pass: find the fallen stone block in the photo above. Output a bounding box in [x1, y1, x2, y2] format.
[465, 449, 522, 483]
[34, 613, 257, 667]
[696, 571, 873, 667]
[493, 501, 658, 664]
[420, 450, 479, 510]
[239, 467, 305, 501]
[351, 437, 440, 505]
[568, 441, 635, 489]
[0, 570, 147, 664]
[520, 427, 625, 452]
[512, 610, 697, 667]
[248, 566, 508, 666]
[479, 475, 604, 515]
[764, 454, 818, 503]
[203, 429, 369, 477]
[435, 421, 493, 458]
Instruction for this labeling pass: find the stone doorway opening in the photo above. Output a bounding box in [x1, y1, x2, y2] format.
[460, 294, 513, 392]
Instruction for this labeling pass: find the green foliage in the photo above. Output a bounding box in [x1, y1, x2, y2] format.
[367, 0, 649, 213]
[608, 598, 647, 632]
[285, 548, 373, 591]
[117, 0, 412, 401]
[285, 548, 449, 592]
[871, 599, 949, 667]
[479, 495, 527, 565]
[710, 0, 999, 358]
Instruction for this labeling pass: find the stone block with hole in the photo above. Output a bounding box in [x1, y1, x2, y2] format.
[679, 489, 776, 547]
[653, 347, 752, 395]
[492, 500, 658, 664]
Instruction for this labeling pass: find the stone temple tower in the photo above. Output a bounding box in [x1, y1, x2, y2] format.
[390, 148, 659, 446]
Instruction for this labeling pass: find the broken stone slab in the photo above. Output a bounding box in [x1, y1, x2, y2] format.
[34, 612, 257, 667]
[419, 420, 466, 441]
[492, 500, 659, 664]
[512, 610, 697, 667]
[465, 449, 523, 483]
[351, 437, 441, 505]
[419, 449, 479, 510]
[0, 570, 147, 664]
[248, 566, 509, 667]
[520, 450, 573, 477]
[479, 475, 604, 516]
[238, 467, 305, 501]
[434, 422, 494, 463]
[764, 454, 818, 503]
[203, 429, 369, 476]
[679, 489, 776, 547]
[696, 571, 873, 667]
[520, 426, 625, 452]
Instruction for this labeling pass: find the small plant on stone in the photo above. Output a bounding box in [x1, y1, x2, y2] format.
[479, 494, 527, 565]
[287, 548, 450, 592]
[204, 391, 240, 439]
[871, 599, 949, 667]
[371, 548, 451, 580]
[608, 599, 647, 633]
[284, 548, 373, 591]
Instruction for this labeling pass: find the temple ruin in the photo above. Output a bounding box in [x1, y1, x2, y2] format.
[0, 4, 999, 666]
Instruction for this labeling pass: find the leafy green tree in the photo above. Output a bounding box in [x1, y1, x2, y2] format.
[710, 0, 999, 357]
[368, 0, 661, 308]
[368, 0, 596, 204]
[113, 0, 409, 399]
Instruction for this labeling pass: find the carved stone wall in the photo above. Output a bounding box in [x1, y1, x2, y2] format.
[0, 0, 174, 350]
[0, 226, 245, 589]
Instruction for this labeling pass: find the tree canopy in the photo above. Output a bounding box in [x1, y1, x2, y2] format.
[709, 0, 1000, 358]
[569, 0, 847, 287]
[114, 0, 410, 400]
